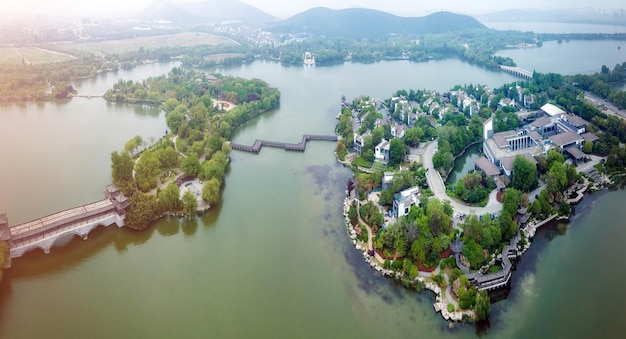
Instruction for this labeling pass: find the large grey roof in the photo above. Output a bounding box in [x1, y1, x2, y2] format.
[549, 131, 583, 146]
[475, 157, 501, 177]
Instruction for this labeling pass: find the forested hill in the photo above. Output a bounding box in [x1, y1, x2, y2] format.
[267, 8, 486, 38]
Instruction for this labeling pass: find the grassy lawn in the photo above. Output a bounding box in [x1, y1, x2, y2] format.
[0, 47, 74, 64]
[488, 264, 503, 273]
[58, 32, 239, 56]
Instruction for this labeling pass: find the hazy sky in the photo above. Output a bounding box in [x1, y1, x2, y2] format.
[0, 0, 621, 19]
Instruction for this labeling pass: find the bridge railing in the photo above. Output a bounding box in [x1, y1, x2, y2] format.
[11, 210, 117, 248]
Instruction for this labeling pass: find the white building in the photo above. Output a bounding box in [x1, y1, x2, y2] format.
[374, 139, 390, 164]
[392, 186, 421, 218]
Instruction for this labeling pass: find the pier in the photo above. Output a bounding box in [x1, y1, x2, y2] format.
[230, 134, 338, 154]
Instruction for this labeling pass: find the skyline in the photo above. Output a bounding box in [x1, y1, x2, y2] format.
[0, 0, 623, 20]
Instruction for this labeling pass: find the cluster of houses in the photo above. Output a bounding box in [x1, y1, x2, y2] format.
[350, 87, 590, 222]
[352, 94, 441, 165]
[476, 103, 598, 188]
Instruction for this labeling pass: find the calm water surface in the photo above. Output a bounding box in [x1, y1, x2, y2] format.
[0, 58, 625, 338]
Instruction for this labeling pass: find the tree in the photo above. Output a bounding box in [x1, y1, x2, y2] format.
[166, 111, 186, 134]
[202, 178, 221, 206]
[158, 182, 180, 213]
[462, 240, 485, 270]
[583, 141, 593, 154]
[427, 198, 452, 236]
[135, 150, 161, 192]
[111, 151, 134, 186]
[182, 190, 198, 216]
[0, 241, 8, 283]
[181, 154, 201, 177]
[547, 161, 568, 194]
[124, 135, 143, 156]
[158, 146, 179, 169]
[200, 159, 225, 182]
[512, 155, 538, 192]
[389, 138, 406, 166]
[125, 193, 159, 230]
[475, 290, 491, 321]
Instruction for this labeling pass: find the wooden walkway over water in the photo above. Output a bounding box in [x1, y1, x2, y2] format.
[230, 134, 338, 154]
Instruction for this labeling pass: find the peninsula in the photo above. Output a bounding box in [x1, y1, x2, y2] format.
[335, 68, 626, 322]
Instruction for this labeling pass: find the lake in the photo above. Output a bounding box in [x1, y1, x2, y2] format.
[0, 54, 625, 338]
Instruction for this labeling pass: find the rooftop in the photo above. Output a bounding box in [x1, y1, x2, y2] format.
[565, 146, 586, 159]
[485, 138, 543, 164]
[500, 153, 538, 172]
[541, 103, 566, 117]
[549, 131, 583, 147]
[582, 132, 600, 143]
[564, 114, 587, 128]
[475, 156, 501, 177]
[492, 130, 519, 149]
[531, 116, 552, 129]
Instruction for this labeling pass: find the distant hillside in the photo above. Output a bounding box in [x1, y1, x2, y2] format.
[477, 8, 626, 25]
[140, 0, 277, 25]
[267, 8, 486, 38]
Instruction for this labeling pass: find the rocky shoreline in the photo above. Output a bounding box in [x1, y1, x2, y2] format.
[340, 168, 609, 322]
[341, 196, 476, 322]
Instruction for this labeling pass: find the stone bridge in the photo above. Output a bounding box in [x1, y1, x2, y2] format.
[0, 185, 128, 268]
[499, 65, 533, 79]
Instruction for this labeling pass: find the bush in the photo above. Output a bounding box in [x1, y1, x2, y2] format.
[391, 259, 403, 270]
[383, 259, 391, 269]
[433, 273, 445, 287]
[447, 303, 455, 313]
[352, 157, 372, 168]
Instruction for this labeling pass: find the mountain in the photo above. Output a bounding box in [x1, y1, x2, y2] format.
[267, 8, 486, 38]
[477, 8, 626, 25]
[140, 0, 277, 25]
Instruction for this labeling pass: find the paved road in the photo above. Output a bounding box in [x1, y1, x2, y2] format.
[584, 92, 626, 119]
[423, 141, 503, 216]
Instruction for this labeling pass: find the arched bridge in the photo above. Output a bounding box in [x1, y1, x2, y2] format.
[499, 65, 533, 79]
[0, 185, 128, 268]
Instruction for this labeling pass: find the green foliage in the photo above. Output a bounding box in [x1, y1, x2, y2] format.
[348, 205, 358, 225]
[454, 171, 495, 204]
[124, 135, 143, 155]
[0, 241, 8, 283]
[359, 201, 384, 228]
[202, 178, 221, 206]
[181, 154, 201, 177]
[181, 190, 198, 216]
[448, 303, 455, 313]
[158, 182, 181, 213]
[475, 290, 491, 321]
[458, 275, 478, 310]
[462, 240, 485, 270]
[389, 138, 407, 166]
[134, 149, 161, 192]
[512, 155, 538, 192]
[111, 151, 134, 187]
[125, 193, 159, 230]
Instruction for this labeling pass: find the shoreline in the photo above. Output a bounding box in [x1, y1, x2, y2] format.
[339, 156, 607, 322]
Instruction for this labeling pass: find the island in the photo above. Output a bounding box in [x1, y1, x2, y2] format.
[334, 69, 626, 322]
[0, 67, 280, 278]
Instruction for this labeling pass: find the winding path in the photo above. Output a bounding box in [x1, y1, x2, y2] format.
[423, 141, 502, 215]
